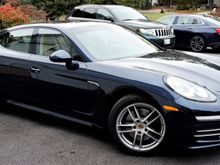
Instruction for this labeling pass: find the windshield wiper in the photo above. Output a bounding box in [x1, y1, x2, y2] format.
[121, 19, 136, 21]
[122, 18, 148, 22]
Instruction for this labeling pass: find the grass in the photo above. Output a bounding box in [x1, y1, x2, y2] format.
[143, 13, 169, 21]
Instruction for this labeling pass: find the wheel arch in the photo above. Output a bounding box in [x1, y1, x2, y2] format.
[103, 86, 164, 128]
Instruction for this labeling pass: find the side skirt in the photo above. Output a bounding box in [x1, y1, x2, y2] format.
[6, 100, 93, 127]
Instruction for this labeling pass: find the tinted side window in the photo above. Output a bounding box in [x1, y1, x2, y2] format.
[83, 8, 97, 19]
[159, 16, 176, 25]
[176, 17, 198, 25]
[97, 8, 113, 20]
[193, 19, 203, 24]
[35, 28, 78, 58]
[71, 9, 84, 17]
[0, 28, 34, 53]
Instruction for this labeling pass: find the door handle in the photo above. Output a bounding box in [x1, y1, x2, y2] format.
[30, 67, 40, 73]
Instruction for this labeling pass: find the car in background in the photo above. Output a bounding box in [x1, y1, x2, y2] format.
[157, 14, 220, 52]
[67, 5, 175, 48]
[2, 22, 220, 155]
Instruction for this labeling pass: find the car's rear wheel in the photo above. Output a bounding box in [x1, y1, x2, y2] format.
[108, 95, 166, 155]
[190, 35, 206, 52]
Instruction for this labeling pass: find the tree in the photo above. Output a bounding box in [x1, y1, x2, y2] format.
[0, 3, 28, 28]
[18, 4, 47, 21]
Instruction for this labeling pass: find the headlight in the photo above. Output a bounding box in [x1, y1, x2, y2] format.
[139, 28, 156, 36]
[171, 27, 174, 35]
[164, 76, 216, 102]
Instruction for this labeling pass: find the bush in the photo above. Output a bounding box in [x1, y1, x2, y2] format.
[0, 3, 28, 28]
[176, 4, 191, 10]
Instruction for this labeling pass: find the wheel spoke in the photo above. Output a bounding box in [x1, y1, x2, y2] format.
[148, 114, 160, 125]
[133, 105, 141, 120]
[133, 131, 138, 147]
[118, 129, 135, 134]
[139, 133, 144, 148]
[198, 40, 203, 44]
[147, 127, 162, 136]
[143, 109, 155, 122]
[144, 132, 159, 142]
[117, 123, 135, 127]
[128, 109, 135, 122]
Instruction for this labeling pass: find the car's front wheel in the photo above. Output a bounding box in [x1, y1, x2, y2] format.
[190, 35, 206, 52]
[108, 95, 166, 155]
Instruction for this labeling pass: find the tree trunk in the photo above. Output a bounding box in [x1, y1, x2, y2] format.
[209, 0, 214, 10]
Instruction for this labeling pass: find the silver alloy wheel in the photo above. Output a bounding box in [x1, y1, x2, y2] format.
[116, 103, 166, 152]
[190, 36, 205, 52]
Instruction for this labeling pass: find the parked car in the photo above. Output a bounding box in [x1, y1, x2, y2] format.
[157, 14, 220, 52]
[1, 22, 220, 155]
[67, 5, 175, 48]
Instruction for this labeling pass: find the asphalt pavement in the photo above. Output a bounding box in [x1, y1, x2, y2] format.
[0, 49, 220, 165]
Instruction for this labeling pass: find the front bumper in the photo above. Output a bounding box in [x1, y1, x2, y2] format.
[141, 34, 176, 48]
[164, 95, 220, 149]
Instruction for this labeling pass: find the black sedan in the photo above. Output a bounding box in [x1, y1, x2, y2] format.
[157, 14, 220, 52]
[1, 22, 220, 155]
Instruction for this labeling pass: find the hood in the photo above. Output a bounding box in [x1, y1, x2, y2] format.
[103, 50, 220, 92]
[118, 19, 170, 29]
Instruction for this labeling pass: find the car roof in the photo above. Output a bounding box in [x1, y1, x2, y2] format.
[160, 13, 213, 19]
[6, 21, 110, 31]
[159, 13, 220, 25]
[75, 4, 131, 9]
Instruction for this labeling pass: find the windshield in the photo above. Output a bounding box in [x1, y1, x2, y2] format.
[70, 24, 159, 61]
[109, 7, 147, 21]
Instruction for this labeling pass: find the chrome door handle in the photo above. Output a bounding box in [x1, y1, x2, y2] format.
[30, 67, 40, 73]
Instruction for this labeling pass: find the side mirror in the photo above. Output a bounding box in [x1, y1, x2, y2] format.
[105, 16, 114, 22]
[49, 50, 79, 70]
[50, 50, 72, 63]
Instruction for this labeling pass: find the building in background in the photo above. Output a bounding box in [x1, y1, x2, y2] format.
[151, 0, 159, 6]
[214, 0, 220, 7]
[207, 0, 220, 7]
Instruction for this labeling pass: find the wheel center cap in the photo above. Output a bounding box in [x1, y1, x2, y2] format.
[137, 123, 145, 129]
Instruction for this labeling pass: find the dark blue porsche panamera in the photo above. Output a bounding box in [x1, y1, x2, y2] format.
[0, 22, 220, 154]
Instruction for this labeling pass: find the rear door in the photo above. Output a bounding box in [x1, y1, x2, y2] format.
[173, 16, 199, 46]
[0, 28, 35, 103]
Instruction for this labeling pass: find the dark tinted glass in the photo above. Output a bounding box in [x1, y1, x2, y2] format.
[0, 28, 34, 53]
[71, 9, 84, 17]
[83, 8, 97, 19]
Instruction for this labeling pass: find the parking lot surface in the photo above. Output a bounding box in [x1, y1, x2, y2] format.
[0, 50, 219, 165]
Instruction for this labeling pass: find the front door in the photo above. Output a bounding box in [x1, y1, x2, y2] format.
[27, 28, 92, 119]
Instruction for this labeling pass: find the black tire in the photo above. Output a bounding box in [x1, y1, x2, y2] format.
[108, 95, 166, 155]
[190, 35, 206, 52]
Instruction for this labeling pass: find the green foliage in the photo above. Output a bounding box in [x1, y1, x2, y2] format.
[176, 0, 202, 10]
[24, 0, 82, 20]
[144, 13, 168, 21]
[1, 0, 151, 20]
